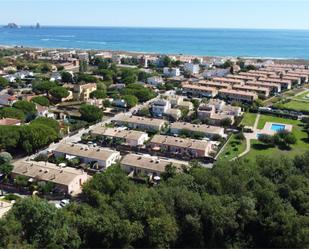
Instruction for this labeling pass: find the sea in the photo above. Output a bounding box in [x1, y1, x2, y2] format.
[1, 26, 309, 59]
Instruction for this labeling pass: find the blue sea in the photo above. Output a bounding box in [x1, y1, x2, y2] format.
[1, 26, 309, 59]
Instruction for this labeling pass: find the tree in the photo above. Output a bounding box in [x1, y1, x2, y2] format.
[0, 163, 13, 176]
[90, 89, 106, 99]
[220, 117, 233, 127]
[40, 63, 52, 73]
[0, 152, 12, 164]
[31, 117, 60, 134]
[61, 71, 73, 83]
[13, 100, 37, 116]
[123, 95, 138, 108]
[31, 96, 50, 106]
[0, 126, 21, 151]
[77, 73, 97, 83]
[20, 124, 58, 154]
[0, 76, 9, 89]
[49, 86, 69, 101]
[32, 81, 57, 94]
[79, 104, 103, 123]
[0, 107, 25, 120]
[258, 133, 275, 145]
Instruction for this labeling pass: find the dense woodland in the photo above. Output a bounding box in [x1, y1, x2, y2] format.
[0, 153, 308, 249]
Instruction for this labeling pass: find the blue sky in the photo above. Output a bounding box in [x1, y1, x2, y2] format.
[1, 0, 309, 29]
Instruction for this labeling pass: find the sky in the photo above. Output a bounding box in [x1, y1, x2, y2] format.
[1, 0, 309, 30]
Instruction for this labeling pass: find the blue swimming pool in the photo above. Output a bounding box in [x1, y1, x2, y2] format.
[271, 124, 286, 132]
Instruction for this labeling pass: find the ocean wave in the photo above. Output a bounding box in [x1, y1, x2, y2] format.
[41, 38, 70, 42]
[76, 40, 107, 45]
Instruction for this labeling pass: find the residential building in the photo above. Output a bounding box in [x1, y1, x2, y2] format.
[165, 108, 182, 121]
[0, 94, 17, 107]
[178, 100, 194, 111]
[246, 81, 281, 93]
[36, 105, 55, 118]
[0, 118, 21, 126]
[170, 122, 225, 138]
[53, 143, 121, 169]
[147, 76, 164, 86]
[163, 67, 181, 77]
[11, 160, 90, 196]
[232, 84, 270, 98]
[151, 99, 171, 117]
[184, 63, 200, 75]
[112, 114, 168, 132]
[258, 78, 292, 90]
[91, 127, 149, 147]
[73, 83, 97, 101]
[212, 77, 244, 85]
[218, 89, 258, 103]
[182, 84, 218, 98]
[203, 68, 230, 78]
[120, 153, 188, 176]
[150, 135, 215, 158]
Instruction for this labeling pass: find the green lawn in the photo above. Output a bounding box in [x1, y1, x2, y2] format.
[245, 114, 309, 160]
[241, 113, 257, 127]
[283, 100, 309, 112]
[293, 90, 309, 101]
[217, 134, 246, 161]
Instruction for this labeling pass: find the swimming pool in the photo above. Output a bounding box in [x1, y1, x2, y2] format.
[271, 124, 286, 132]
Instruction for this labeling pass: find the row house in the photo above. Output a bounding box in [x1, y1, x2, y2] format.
[218, 89, 258, 103]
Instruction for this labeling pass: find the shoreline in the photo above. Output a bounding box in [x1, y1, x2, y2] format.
[1, 44, 309, 64]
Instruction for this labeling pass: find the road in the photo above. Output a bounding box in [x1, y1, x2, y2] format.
[28, 95, 161, 158]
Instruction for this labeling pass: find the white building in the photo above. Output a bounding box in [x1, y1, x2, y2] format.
[163, 67, 181, 77]
[53, 144, 121, 169]
[152, 99, 171, 117]
[147, 76, 164, 86]
[184, 63, 200, 75]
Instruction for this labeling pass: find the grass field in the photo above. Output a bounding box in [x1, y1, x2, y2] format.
[217, 134, 246, 161]
[293, 90, 309, 101]
[241, 113, 257, 127]
[283, 100, 309, 112]
[245, 114, 309, 160]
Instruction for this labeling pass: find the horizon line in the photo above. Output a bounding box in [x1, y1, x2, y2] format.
[2, 24, 309, 31]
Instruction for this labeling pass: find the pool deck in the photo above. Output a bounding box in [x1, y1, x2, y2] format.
[231, 116, 293, 160]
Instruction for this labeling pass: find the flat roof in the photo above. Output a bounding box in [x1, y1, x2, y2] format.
[218, 89, 258, 97]
[0, 118, 21, 126]
[151, 134, 211, 151]
[54, 143, 119, 162]
[113, 114, 167, 127]
[91, 127, 148, 141]
[121, 153, 188, 173]
[170, 122, 224, 135]
[182, 84, 217, 92]
[12, 160, 89, 186]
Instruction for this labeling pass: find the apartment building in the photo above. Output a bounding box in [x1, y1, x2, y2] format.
[170, 122, 225, 138]
[120, 153, 187, 176]
[258, 78, 292, 90]
[184, 63, 200, 75]
[91, 127, 149, 147]
[11, 160, 90, 196]
[150, 135, 214, 158]
[218, 89, 258, 103]
[151, 99, 172, 117]
[232, 84, 270, 98]
[73, 83, 97, 101]
[163, 67, 181, 77]
[212, 77, 244, 85]
[53, 143, 121, 169]
[112, 114, 168, 132]
[182, 84, 218, 98]
[246, 81, 281, 93]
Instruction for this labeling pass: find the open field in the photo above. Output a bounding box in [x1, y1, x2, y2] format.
[283, 100, 309, 112]
[241, 112, 257, 127]
[217, 134, 246, 161]
[245, 115, 309, 160]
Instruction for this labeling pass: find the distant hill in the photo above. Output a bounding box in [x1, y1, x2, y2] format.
[3, 23, 20, 28]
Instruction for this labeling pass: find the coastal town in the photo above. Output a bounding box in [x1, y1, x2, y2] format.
[0, 47, 309, 204]
[0, 44, 308, 247]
